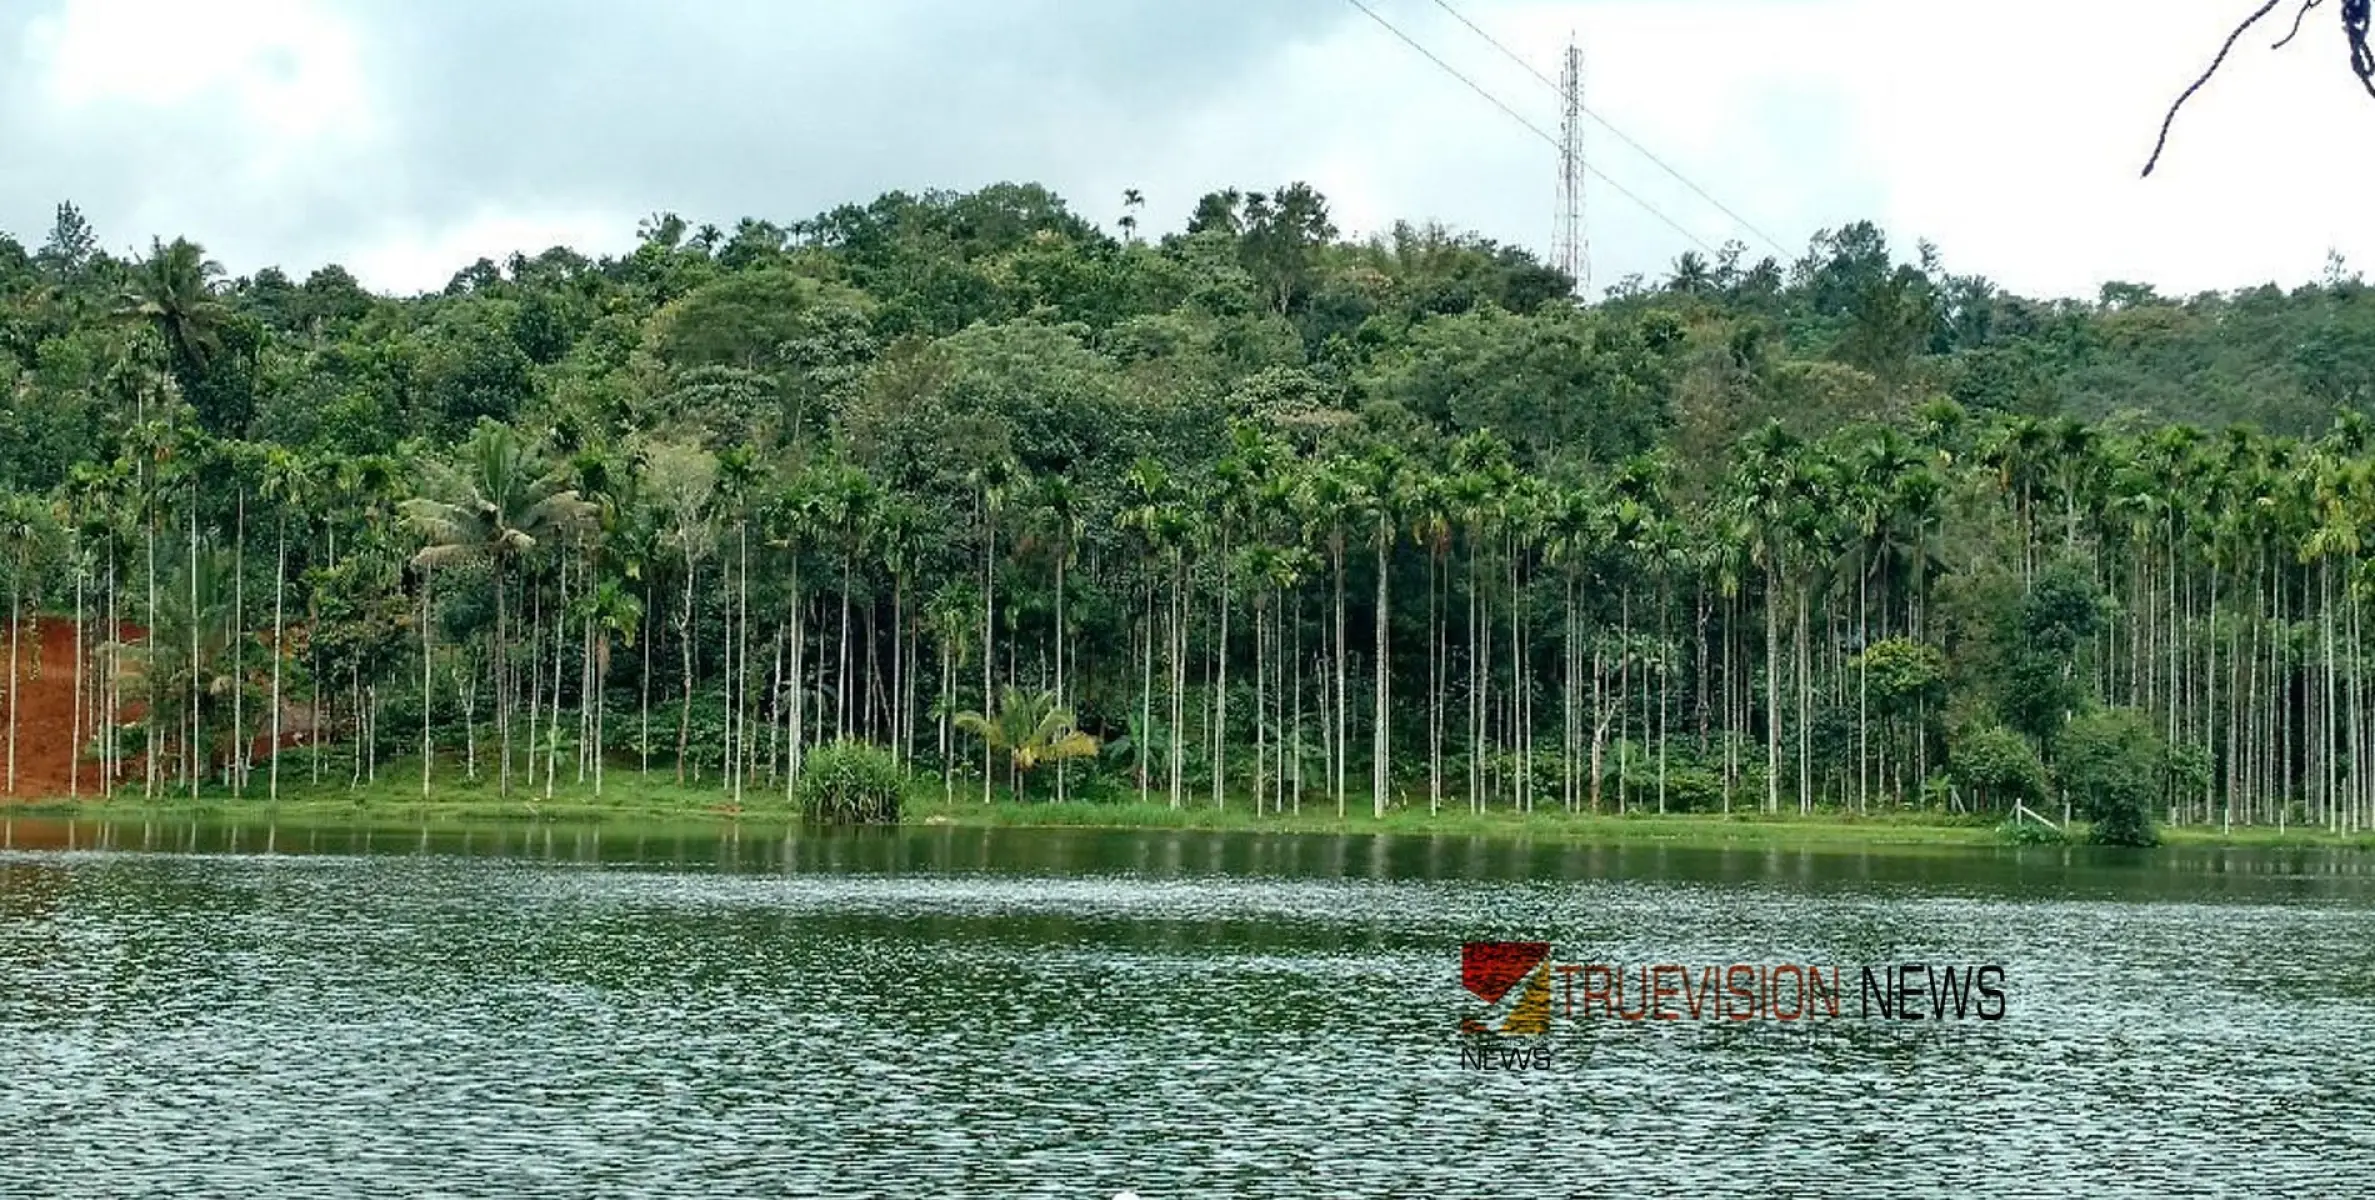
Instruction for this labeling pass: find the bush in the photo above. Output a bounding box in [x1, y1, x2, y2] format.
[2052, 708, 2163, 847]
[794, 740, 906, 824]
[1951, 724, 2049, 813]
[1995, 819, 2067, 845]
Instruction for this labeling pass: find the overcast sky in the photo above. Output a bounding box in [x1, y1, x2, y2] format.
[6, 0, 2371, 300]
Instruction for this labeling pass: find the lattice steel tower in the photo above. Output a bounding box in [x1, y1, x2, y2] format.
[1553, 37, 1588, 299]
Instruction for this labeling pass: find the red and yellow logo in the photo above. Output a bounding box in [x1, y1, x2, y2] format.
[1460, 941, 1553, 1036]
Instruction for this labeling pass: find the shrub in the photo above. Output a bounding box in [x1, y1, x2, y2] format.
[1951, 724, 2049, 813]
[2053, 708, 2164, 847]
[794, 740, 906, 824]
[1995, 819, 2067, 846]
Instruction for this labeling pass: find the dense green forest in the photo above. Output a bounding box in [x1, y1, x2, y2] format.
[6, 183, 2375, 842]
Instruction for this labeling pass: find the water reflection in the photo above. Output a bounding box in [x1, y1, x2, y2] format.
[7, 813, 2374, 902]
[2, 816, 2372, 1195]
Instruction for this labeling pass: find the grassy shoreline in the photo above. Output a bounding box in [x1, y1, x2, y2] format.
[7, 773, 2373, 849]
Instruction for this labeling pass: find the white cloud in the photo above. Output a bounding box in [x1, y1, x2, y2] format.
[345, 208, 635, 296]
[7, 0, 2373, 301]
[26, 0, 373, 142]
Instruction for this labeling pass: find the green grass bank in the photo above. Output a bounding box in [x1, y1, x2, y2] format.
[8, 765, 2374, 849]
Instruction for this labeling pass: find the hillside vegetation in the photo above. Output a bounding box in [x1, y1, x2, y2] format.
[6, 185, 2375, 843]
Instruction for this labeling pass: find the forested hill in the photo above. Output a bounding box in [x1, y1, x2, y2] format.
[6, 184, 2375, 488]
[5, 181, 2375, 839]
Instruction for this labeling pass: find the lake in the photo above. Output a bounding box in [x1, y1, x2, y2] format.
[3, 816, 2372, 1196]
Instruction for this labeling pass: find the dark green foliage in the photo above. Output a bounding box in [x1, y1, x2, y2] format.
[1951, 725, 2049, 813]
[2053, 709, 2165, 847]
[795, 740, 906, 824]
[2021, 562, 2107, 653]
[1996, 819, 2067, 845]
[1858, 639, 1946, 712]
[4, 181, 2373, 836]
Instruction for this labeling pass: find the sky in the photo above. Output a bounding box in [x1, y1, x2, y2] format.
[4, 0, 2371, 301]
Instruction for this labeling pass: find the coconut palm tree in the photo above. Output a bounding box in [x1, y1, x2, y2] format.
[118, 237, 227, 372]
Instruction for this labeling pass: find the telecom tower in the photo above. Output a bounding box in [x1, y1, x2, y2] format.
[1553, 37, 1589, 299]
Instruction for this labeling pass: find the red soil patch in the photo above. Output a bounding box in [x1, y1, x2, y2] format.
[1, 617, 322, 802]
[0, 617, 117, 800]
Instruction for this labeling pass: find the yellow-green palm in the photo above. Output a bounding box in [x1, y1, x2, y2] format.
[955, 686, 1097, 798]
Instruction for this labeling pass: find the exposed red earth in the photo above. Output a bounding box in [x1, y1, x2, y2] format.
[0, 617, 315, 801]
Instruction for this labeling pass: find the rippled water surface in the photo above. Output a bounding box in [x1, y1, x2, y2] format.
[4, 817, 2374, 1196]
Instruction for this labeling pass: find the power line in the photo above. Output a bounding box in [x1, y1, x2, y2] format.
[1339, 0, 1717, 258]
[1426, 0, 1794, 258]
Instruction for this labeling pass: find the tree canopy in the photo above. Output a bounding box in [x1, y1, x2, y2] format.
[3, 186, 2372, 839]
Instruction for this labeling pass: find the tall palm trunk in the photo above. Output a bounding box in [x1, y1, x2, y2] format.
[188, 502, 199, 800]
[5, 570, 17, 795]
[1764, 562, 1781, 814]
[1054, 549, 1067, 803]
[720, 547, 734, 792]
[71, 547, 84, 798]
[677, 552, 696, 784]
[1796, 584, 1812, 815]
[494, 557, 512, 797]
[1373, 526, 1390, 818]
[1213, 534, 1231, 810]
[546, 555, 567, 801]
[737, 523, 750, 802]
[1331, 533, 1346, 817]
[231, 492, 245, 795]
[837, 551, 853, 740]
[1428, 550, 1443, 814]
[1169, 559, 1185, 809]
[145, 509, 158, 800]
[892, 572, 907, 766]
[639, 590, 653, 777]
[270, 516, 286, 800]
[1467, 528, 1486, 814]
[787, 559, 804, 784]
[1139, 582, 1153, 804]
[421, 564, 433, 797]
[981, 520, 995, 804]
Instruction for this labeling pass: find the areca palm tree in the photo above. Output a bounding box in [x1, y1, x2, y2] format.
[968, 455, 1021, 804]
[1356, 444, 1406, 817]
[258, 446, 311, 800]
[1405, 469, 1455, 813]
[1117, 457, 1173, 806]
[1296, 455, 1358, 816]
[571, 576, 643, 795]
[874, 495, 929, 765]
[1733, 421, 1801, 814]
[715, 445, 763, 799]
[1029, 475, 1085, 800]
[401, 421, 597, 798]
[64, 458, 135, 796]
